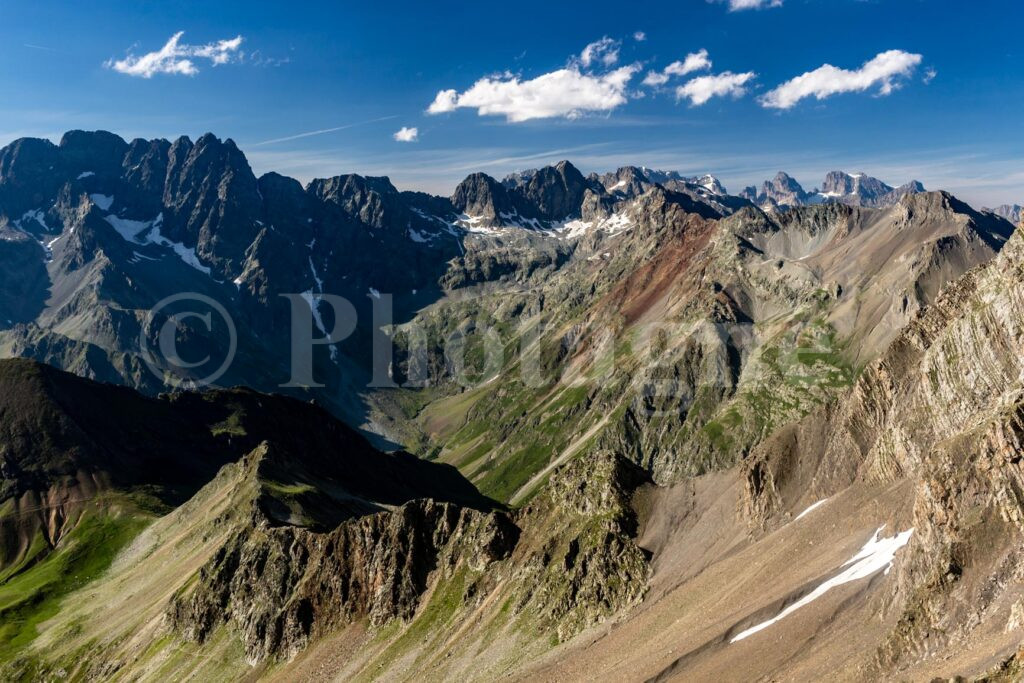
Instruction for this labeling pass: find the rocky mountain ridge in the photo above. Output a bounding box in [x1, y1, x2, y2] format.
[740, 170, 925, 210]
[986, 203, 1022, 226]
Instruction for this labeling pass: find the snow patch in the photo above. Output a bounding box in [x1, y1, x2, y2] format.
[455, 213, 502, 235]
[555, 212, 633, 240]
[600, 213, 633, 235]
[11, 210, 60, 260]
[300, 291, 338, 361]
[144, 216, 211, 275]
[14, 209, 52, 233]
[730, 525, 914, 643]
[794, 499, 828, 521]
[89, 194, 114, 211]
[308, 256, 324, 291]
[452, 211, 549, 234]
[560, 219, 594, 239]
[105, 214, 157, 243]
[498, 211, 542, 230]
[104, 212, 209, 274]
[301, 291, 328, 334]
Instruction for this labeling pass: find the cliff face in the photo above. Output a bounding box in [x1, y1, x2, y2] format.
[170, 494, 519, 663]
[506, 451, 652, 641]
[164, 448, 651, 668]
[743, 228, 1024, 673]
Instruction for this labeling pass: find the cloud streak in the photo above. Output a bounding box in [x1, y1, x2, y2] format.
[643, 49, 712, 86]
[249, 116, 399, 147]
[719, 0, 783, 10]
[106, 31, 243, 78]
[761, 49, 923, 109]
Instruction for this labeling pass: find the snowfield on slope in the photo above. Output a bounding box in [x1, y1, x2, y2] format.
[731, 525, 914, 643]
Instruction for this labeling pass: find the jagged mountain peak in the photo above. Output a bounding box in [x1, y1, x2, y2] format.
[742, 169, 926, 210]
[58, 130, 129, 172]
[984, 203, 1022, 226]
[451, 171, 518, 219]
[515, 160, 591, 220]
[821, 170, 893, 198]
[308, 173, 399, 198]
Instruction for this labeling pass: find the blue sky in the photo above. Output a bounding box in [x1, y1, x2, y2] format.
[1, 0, 1022, 207]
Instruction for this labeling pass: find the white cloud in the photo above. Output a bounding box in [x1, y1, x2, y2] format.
[580, 37, 620, 68]
[427, 89, 459, 114]
[923, 67, 937, 84]
[633, 31, 647, 42]
[426, 65, 639, 122]
[676, 71, 755, 106]
[673, 49, 713, 76]
[760, 49, 922, 109]
[393, 126, 419, 142]
[106, 31, 243, 78]
[643, 49, 712, 86]
[720, 0, 783, 10]
[643, 72, 670, 87]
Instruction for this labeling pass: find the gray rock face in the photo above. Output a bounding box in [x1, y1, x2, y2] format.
[760, 171, 809, 208]
[513, 160, 591, 220]
[458, 161, 597, 225]
[162, 133, 263, 278]
[743, 170, 925, 210]
[170, 492, 519, 662]
[0, 138, 65, 217]
[987, 203, 1022, 226]
[820, 171, 925, 208]
[59, 130, 129, 179]
[308, 173, 405, 233]
[821, 170, 888, 197]
[451, 172, 529, 223]
[591, 167, 747, 216]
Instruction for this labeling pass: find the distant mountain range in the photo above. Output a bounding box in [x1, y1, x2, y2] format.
[986, 203, 1022, 225]
[739, 170, 926, 210]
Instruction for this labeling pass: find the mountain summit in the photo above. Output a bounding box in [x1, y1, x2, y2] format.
[741, 170, 925, 210]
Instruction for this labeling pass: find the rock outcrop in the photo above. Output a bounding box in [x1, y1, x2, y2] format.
[168, 448, 651, 663]
[170, 482, 518, 662]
